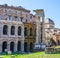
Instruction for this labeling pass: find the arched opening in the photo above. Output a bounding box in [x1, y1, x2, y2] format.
[3, 25, 8, 35]
[17, 41, 21, 52]
[11, 26, 15, 35]
[58, 40, 60, 45]
[24, 42, 28, 52]
[30, 42, 33, 52]
[2, 41, 7, 52]
[50, 38, 57, 46]
[18, 26, 21, 35]
[10, 42, 14, 52]
[24, 27, 28, 36]
[30, 28, 33, 36]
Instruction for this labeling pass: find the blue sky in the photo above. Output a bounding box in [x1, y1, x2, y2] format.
[0, 0, 60, 28]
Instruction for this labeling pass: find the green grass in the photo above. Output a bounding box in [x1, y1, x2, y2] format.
[1, 52, 60, 58]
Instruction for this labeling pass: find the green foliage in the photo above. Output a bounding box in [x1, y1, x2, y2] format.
[45, 46, 60, 54]
[0, 52, 60, 58]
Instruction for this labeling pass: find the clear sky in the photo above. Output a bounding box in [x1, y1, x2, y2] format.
[0, 0, 60, 28]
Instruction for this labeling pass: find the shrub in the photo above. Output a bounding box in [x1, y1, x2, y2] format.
[45, 46, 60, 54]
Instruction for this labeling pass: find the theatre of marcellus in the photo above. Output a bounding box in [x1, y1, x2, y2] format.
[0, 4, 60, 53]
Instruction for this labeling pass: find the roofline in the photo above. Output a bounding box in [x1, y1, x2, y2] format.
[0, 4, 30, 12]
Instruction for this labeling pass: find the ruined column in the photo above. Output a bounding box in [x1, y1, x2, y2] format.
[33, 9, 45, 50]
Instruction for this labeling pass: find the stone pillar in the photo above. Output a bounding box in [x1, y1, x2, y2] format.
[42, 16, 45, 43]
[14, 41, 17, 52]
[21, 40, 24, 52]
[21, 25, 24, 40]
[33, 9, 45, 50]
[20, 25, 24, 52]
[7, 41, 10, 51]
[0, 41, 2, 53]
[0, 24, 2, 36]
[8, 25, 11, 37]
[36, 22, 39, 44]
[15, 25, 18, 36]
[1, 24, 3, 36]
[36, 16, 41, 44]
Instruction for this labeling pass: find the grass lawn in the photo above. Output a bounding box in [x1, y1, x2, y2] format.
[1, 52, 60, 58]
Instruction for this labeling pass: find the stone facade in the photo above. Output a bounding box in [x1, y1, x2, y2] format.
[0, 4, 36, 53]
[0, 4, 60, 53]
[44, 18, 60, 46]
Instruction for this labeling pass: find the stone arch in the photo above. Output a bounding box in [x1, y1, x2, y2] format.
[17, 41, 21, 52]
[24, 27, 28, 36]
[24, 42, 28, 52]
[58, 40, 60, 45]
[2, 41, 7, 52]
[11, 26, 15, 35]
[50, 38, 57, 46]
[18, 26, 22, 35]
[10, 42, 14, 52]
[30, 28, 33, 36]
[3, 25, 8, 35]
[30, 42, 34, 52]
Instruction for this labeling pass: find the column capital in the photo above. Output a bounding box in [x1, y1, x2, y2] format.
[33, 9, 45, 17]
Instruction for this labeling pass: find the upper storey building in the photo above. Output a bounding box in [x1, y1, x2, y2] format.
[0, 4, 36, 53]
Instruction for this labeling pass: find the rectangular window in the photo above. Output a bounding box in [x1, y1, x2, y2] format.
[7, 15, 12, 20]
[20, 17, 23, 22]
[14, 16, 17, 21]
[30, 15, 32, 19]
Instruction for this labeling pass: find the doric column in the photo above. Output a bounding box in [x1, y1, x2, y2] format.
[0, 41, 2, 53]
[21, 40, 24, 52]
[1, 24, 3, 36]
[7, 41, 10, 51]
[21, 25, 24, 40]
[14, 41, 17, 52]
[8, 24, 11, 37]
[15, 25, 18, 36]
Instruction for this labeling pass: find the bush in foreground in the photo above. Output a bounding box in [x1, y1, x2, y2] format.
[45, 46, 60, 54]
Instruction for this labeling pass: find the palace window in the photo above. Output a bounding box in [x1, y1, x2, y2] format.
[24, 27, 28, 36]
[30, 15, 32, 19]
[11, 26, 15, 35]
[3, 25, 8, 35]
[30, 28, 33, 36]
[20, 17, 23, 22]
[18, 26, 22, 35]
[7, 15, 12, 20]
[14, 16, 18, 21]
